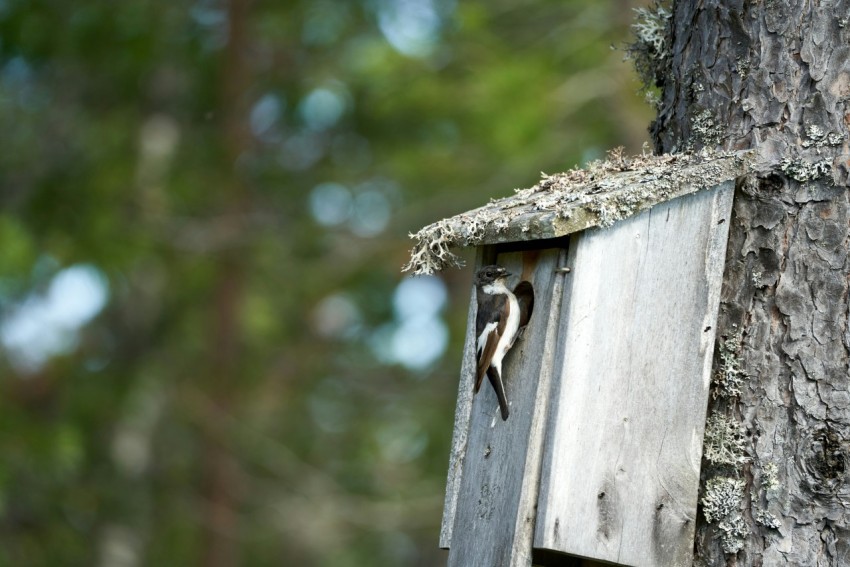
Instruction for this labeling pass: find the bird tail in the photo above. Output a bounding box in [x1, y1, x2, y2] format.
[487, 367, 510, 420]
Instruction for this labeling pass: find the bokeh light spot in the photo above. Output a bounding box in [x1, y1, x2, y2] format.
[309, 182, 353, 227]
[280, 132, 324, 170]
[250, 93, 283, 138]
[392, 275, 447, 321]
[350, 190, 391, 237]
[378, 0, 442, 58]
[376, 275, 450, 371]
[391, 316, 448, 371]
[1, 263, 109, 372]
[299, 87, 346, 131]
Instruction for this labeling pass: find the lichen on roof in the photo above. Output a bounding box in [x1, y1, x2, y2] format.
[403, 148, 753, 275]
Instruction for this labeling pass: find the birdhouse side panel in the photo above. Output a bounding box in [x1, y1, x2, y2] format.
[534, 183, 734, 567]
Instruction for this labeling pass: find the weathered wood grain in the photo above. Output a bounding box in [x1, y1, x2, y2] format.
[534, 183, 734, 566]
[445, 247, 566, 567]
[508, 248, 568, 566]
[440, 249, 484, 549]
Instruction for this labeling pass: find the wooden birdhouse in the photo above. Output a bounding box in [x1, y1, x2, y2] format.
[404, 151, 754, 567]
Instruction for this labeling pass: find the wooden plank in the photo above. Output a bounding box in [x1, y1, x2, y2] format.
[440, 248, 485, 549]
[446, 247, 567, 567]
[509, 248, 568, 565]
[534, 183, 735, 567]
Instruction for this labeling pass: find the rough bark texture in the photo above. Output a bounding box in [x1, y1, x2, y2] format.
[653, 1, 850, 565]
[653, 0, 850, 186]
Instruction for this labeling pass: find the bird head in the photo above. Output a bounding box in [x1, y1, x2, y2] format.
[474, 264, 511, 286]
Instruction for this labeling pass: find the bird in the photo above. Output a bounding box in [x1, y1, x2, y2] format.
[474, 264, 521, 420]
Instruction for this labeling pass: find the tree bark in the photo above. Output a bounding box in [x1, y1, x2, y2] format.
[652, 1, 850, 565]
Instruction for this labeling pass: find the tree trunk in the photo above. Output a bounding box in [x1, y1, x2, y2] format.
[651, 1, 850, 564]
[200, 0, 253, 566]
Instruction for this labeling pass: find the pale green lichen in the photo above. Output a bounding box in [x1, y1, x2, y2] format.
[712, 328, 746, 398]
[703, 411, 748, 466]
[805, 124, 826, 144]
[702, 324, 754, 555]
[402, 219, 465, 275]
[749, 461, 783, 532]
[689, 109, 724, 150]
[700, 476, 745, 523]
[631, 4, 669, 57]
[755, 508, 782, 529]
[702, 477, 745, 523]
[761, 462, 779, 492]
[718, 514, 750, 553]
[701, 477, 750, 554]
[626, 1, 671, 95]
[644, 90, 661, 109]
[801, 124, 845, 151]
[779, 157, 831, 183]
[734, 57, 751, 79]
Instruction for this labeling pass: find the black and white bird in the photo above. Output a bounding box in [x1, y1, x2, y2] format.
[474, 264, 521, 421]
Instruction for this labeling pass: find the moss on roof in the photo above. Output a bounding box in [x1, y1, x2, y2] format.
[404, 148, 753, 274]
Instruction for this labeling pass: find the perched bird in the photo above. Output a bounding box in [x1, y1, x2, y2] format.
[474, 264, 521, 420]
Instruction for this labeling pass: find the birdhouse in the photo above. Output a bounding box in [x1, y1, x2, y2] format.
[405, 150, 754, 567]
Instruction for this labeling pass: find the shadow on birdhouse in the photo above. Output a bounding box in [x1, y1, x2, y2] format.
[513, 280, 534, 330]
[404, 149, 754, 567]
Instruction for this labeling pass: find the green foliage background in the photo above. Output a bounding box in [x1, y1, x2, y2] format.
[0, 1, 651, 565]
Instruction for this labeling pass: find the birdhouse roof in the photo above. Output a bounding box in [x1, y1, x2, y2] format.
[403, 149, 753, 275]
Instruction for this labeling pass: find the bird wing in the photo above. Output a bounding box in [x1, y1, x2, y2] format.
[475, 293, 509, 393]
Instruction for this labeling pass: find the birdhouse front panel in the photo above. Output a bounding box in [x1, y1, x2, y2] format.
[441, 245, 568, 567]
